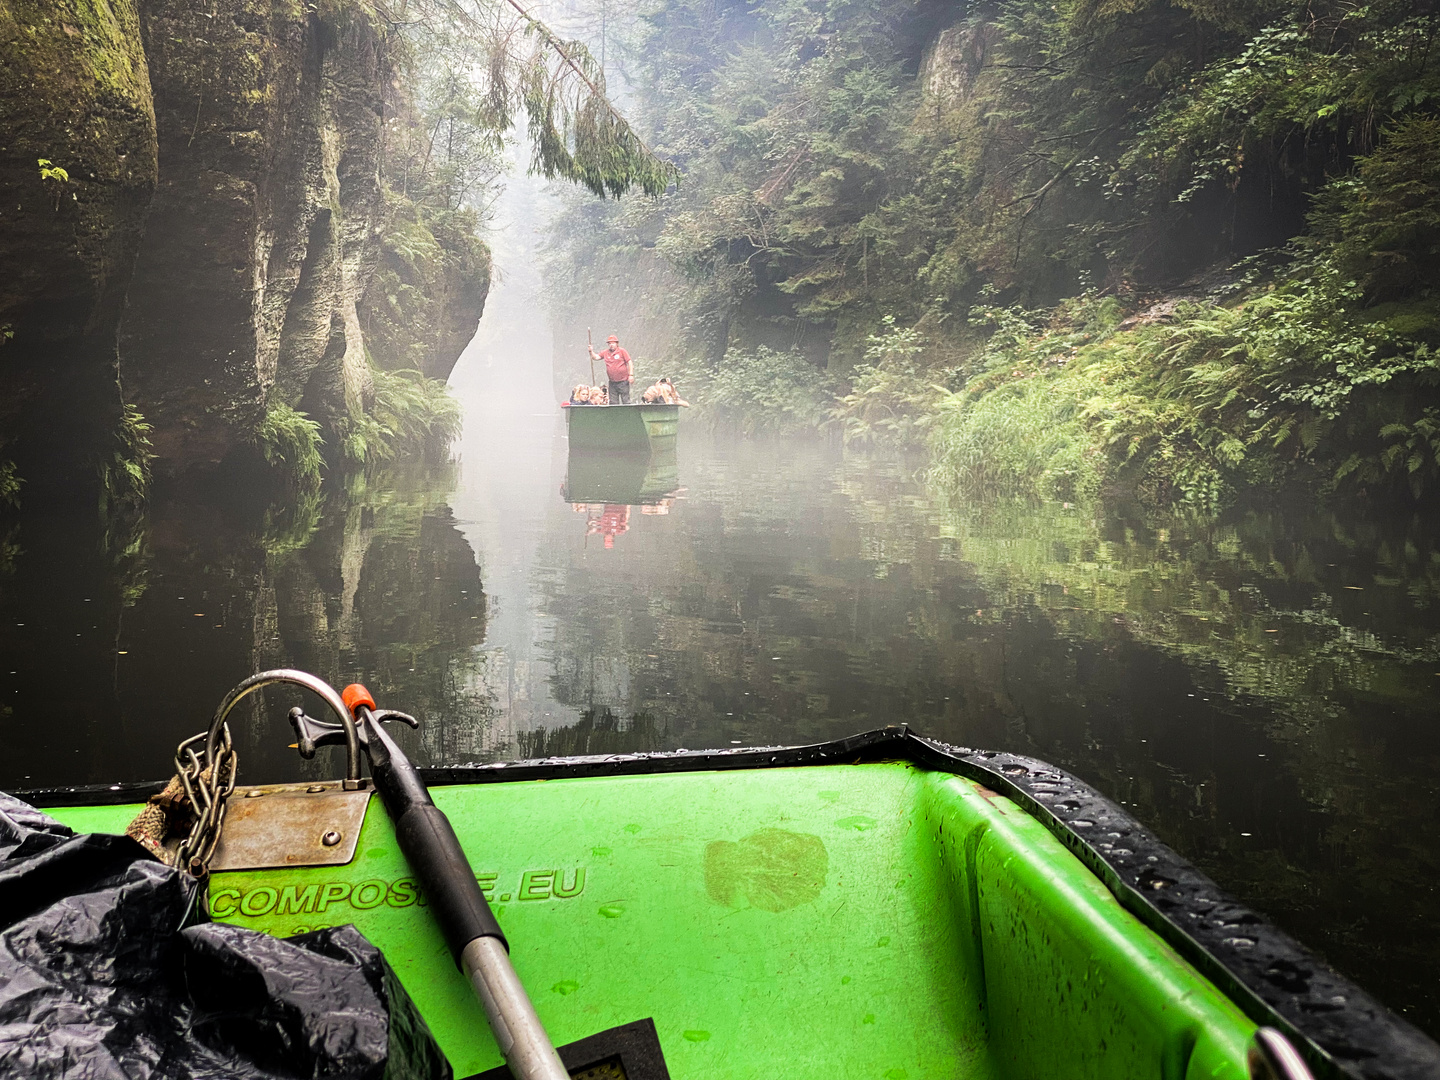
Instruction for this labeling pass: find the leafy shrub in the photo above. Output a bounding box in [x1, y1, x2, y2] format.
[833, 318, 949, 446]
[0, 460, 20, 510]
[96, 405, 154, 516]
[929, 373, 1102, 502]
[1309, 114, 1440, 301]
[256, 404, 324, 488]
[687, 346, 837, 435]
[338, 367, 462, 468]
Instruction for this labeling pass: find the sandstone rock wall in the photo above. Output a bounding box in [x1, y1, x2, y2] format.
[120, 0, 388, 472]
[0, 0, 491, 490]
[919, 22, 995, 111]
[359, 199, 492, 382]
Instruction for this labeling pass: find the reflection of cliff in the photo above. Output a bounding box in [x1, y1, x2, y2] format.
[255, 476, 492, 764]
[0, 468, 488, 786]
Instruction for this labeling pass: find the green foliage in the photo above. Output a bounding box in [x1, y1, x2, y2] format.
[256, 403, 324, 489]
[36, 157, 74, 210]
[929, 373, 1102, 503]
[931, 264, 1439, 510]
[681, 346, 836, 435]
[0, 461, 21, 510]
[337, 367, 463, 468]
[833, 317, 947, 446]
[1309, 114, 1440, 300]
[361, 194, 491, 376]
[382, 0, 676, 197]
[544, 0, 1440, 510]
[1128, 8, 1440, 207]
[96, 404, 153, 517]
[36, 157, 69, 184]
[260, 485, 325, 557]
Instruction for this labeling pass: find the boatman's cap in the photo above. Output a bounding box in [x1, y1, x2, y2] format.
[607, 335, 619, 343]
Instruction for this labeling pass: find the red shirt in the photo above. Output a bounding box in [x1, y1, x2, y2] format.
[600, 346, 632, 382]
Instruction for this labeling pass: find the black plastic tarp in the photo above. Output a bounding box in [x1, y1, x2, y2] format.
[0, 791, 451, 1080]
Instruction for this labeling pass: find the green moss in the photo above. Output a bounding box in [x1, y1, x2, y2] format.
[360, 193, 491, 379]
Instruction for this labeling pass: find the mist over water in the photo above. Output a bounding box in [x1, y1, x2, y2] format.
[447, 164, 573, 740]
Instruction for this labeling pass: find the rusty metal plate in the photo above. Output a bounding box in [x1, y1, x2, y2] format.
[211, 782, 371, 872]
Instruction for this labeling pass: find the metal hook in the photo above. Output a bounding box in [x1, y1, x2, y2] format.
[205, 669, 362, 787]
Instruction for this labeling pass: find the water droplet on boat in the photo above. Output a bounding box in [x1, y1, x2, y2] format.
[683, 1030, 710, 1042]
[862, 1014, 875, 1024]
[598, 904, 625, 918]
[624, 823, 642, 834]
[835, 816, 876, 831]
[552, 980, 579, 995]
[876, 936, 890, 947]
[841, 976, 851, 985]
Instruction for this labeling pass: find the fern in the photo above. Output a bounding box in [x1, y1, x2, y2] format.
[256, 404, 324, 488]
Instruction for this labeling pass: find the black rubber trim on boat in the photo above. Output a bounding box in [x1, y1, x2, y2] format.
[18, 728, 1440, 1080]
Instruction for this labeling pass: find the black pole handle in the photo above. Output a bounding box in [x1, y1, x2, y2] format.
[343, 684, 507, 963]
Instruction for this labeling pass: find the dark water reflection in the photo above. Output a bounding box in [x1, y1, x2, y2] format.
[0, 425, 1437, 1035]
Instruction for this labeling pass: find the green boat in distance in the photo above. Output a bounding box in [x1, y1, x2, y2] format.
[33, 720, 1439, 1080]
[564, 401, 680, 452]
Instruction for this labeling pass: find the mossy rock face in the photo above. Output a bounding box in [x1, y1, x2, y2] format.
[118, 0, 390, 472]
[360, 197, 492, 382]
[0, 0, 157, 483]
[0, 0, 157, 328]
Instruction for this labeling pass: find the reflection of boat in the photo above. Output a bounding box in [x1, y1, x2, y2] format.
[582, 503, 630, 548]
[562, 444, 679, 505]
[563, 402, 679, 452]
[39, 671, 1432, 1080]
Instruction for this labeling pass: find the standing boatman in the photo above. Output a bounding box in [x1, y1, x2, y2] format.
[590, 334, 633, 404]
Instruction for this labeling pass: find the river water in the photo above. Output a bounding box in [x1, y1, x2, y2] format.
[1, 234, 1437, 1037]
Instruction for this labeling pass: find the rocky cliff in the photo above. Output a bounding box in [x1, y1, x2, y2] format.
[0, 0, 489, 494]
[122, 0, 390, 472]
[361, 198, 492, 382]
[0, 0, 157, 490]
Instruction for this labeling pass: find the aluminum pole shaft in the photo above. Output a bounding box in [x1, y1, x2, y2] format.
[462, 936, 570, 1080]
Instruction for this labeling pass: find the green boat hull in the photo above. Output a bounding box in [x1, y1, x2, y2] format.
[565, 403, 680, 452]
[53, 765, 1255, 1079]
[38, 730, 1438, 1080]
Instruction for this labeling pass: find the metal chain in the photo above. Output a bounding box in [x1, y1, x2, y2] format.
[173, 723, 238, 876]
